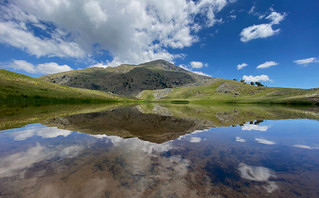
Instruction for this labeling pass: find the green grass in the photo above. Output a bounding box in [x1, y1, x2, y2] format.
[138, 78, 319, 105]
[0, 69, 130, 104]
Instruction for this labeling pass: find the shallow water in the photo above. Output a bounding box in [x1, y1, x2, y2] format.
[0, 104, 319, 197]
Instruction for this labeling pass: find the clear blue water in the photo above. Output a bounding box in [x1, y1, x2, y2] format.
[0, 105, 319, 197]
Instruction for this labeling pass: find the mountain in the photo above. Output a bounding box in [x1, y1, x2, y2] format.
[138, 78, 319, 105]
[0, 69, 125, 103]
[5, 59, 318, 105]
[39, 60, 211, 96]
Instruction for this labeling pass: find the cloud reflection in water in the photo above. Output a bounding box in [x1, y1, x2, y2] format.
[238, 163, 278, 193]
[8, 124, 72, 141]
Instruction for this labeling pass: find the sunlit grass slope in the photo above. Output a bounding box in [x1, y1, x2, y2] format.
[0, 69, 127, 103]
[139, 78, 319, 105]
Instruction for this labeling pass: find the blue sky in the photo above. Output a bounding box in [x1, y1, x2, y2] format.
[0, 0, 318, 88]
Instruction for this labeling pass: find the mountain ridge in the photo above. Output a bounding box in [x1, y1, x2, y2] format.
[39, 60, 211, 96]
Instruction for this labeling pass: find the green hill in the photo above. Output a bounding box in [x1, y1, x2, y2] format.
[0, 69, 127, 103]
[138, 78, 319, 105]
[39, 60, 210, 96]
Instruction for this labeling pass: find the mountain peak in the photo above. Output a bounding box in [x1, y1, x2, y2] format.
[138, 59, 184, 72]
[139, 59, 173, 66]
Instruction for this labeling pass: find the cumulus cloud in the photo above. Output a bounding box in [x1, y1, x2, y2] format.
[0, 22, 85, 58]
[294, 57, 318, 65]
[5, 60, 72, 74]
[257, 61, 278, 69]
[238, 163, 273, 182]
[8, 124, 73, 141]
[241, 124, 268, 131]
[266, 11, 285, 25]
[238, 163, 278, 193]
[189, 137, 202, 143]
[243, 74, 271, 82]
[0, 143, 84, 178]
[1, 0, 232, 65]
[237, 63, 248, 70]
[240, 10, 286, 42]
[240, 24, 279, 42]
[190, 61, 204, 69]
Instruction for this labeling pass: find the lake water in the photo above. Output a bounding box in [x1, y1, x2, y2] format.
[0, 104, 319, 197]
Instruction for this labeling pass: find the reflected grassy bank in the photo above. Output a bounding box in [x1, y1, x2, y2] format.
[1, 103, 318, 143]
[0, 103, 128, 130]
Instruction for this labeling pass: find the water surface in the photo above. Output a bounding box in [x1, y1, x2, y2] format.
[0, 104, 318, 197]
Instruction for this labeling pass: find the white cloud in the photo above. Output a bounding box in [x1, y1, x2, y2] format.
[240, 24, 279, 42]
[257, 61, 278, 69]
[294, 144, 312, 149]
[238, 163, 273, 182]
[179, 64, 211, 77]
[240, 11, 285, 42]
[190, 61, 204, 69]
[91, 133, 191, 196]
[5, 60, 72, 74]
[177, 128, 210, 141]
[37, 62, 73, 74]
[7, 60, 36, 73]
[236, 137, 246, 142]
[0, 143, 84, 178]
[238, 163, 278, 193]
[9, 124, 73, 141]
[266, 11, 285, 25]
[243, 74, 271, 82]
[294, 57, 318, 65]
[89, 63, 111, 68]
[237, 63, 248, 70]
[189, 137, 202, 143]
[2, 0, 231, 65]
[0, 22, 85, 58]
[248, 6, 256, 15]
[192, 71, 212, 77]
[255, 138, 276, 145]
[293, 144, 319, 150]
[242, 124, 268, 131]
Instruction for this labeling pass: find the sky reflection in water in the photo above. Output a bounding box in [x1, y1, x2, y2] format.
[0, 105, 319, 197]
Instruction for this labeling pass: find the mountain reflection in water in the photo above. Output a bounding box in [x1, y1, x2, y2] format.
[0, 104, 319, 197]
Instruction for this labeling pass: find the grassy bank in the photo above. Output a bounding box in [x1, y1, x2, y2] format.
[138, 78, 319, 105]
[0, 69, 129, 104]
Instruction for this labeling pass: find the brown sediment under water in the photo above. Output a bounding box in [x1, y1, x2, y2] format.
[0, 104, 319, 197]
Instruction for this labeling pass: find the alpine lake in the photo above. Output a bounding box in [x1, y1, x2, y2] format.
[0, 103, 319, 198]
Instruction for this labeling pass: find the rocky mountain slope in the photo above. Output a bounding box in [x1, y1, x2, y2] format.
[39, 60, 211, 96]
